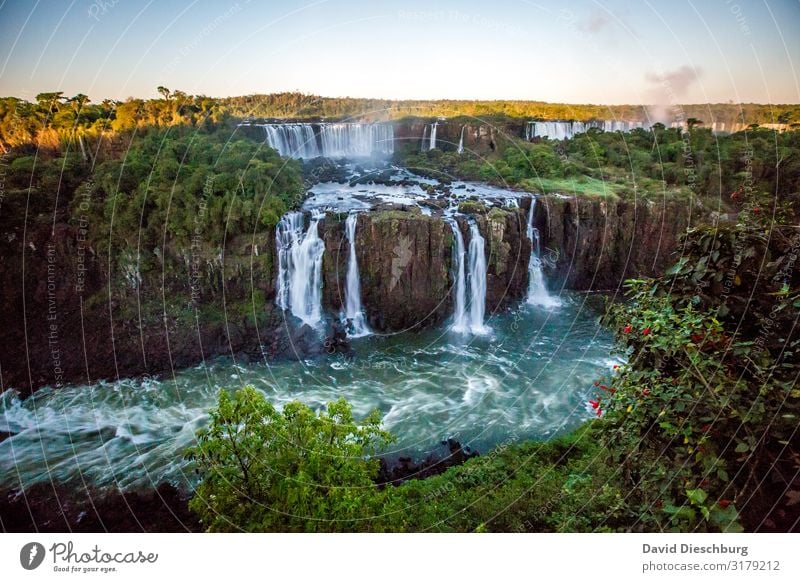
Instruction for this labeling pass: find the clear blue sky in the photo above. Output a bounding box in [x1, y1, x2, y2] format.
[1, 0, 798, 104]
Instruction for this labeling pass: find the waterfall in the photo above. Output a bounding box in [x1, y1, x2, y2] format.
[420, 125, 428, 152]
[526, 120, 651, 140]
[342, 213, 370, 337]
[467, 222, 489, 334]
[449, 220, 489, 334]
[457, 125, 466, 154]
[450, 221, 468, 333]
[525, 199, 559, 308]
[260, 123, 393, 158]
[275, 211, 325, 327]
[428, 122, 438, 150]
[319, 123, 394, 157]
[263, 124, 318, 158]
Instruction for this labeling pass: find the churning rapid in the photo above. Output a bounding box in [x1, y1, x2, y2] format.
[258, 122, 394, 158]
[0, 295, 619, 490]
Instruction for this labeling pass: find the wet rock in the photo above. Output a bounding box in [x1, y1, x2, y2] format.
[377, 438, 480, 485]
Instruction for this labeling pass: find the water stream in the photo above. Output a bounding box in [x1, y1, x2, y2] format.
[342, 212, 370, 337]
[0, 295, 619, 490]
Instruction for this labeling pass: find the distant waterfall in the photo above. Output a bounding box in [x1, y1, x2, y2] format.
[319, 123, 394, 157]
[342, 213, 370, 337]
[263, 124, 318, 158]
[275, 211, 325, 327]
[420, 125, 428, 152]
[457, 125, 466, 154]
[525, 199, 559, 308]
[449, 220, 489, 334]
[428, 122, 438, 150]
[525, 120, 650, 140]
[259, 123, 393, 158]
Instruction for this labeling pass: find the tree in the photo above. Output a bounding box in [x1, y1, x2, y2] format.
[188, 386, 395, 532]
[157, 85, 171, 100]
[69, 93, 90, 112]
[687, 117, 704, 130]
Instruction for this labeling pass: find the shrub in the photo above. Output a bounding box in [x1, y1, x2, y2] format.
[188, 386, 395, 532]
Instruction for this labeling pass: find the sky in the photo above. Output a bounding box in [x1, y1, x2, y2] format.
[1, 0, 799, 104]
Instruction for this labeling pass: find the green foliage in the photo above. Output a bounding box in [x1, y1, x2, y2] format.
[188, 387, 395, 532]
[594, 219, 799, 532]
[385, 424, 626, 532]
[396, 123, 800, 213]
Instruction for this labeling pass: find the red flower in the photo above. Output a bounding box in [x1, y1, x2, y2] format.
[642, 388, 651, 397]
[730, 190, 739, 200]
[692, 334, 704, 342]
[589, 399, 600, 409]
[753, 207, 760, 214]
[643, 327, 651, 336]
[613, 364, 620, 369]
[719, 499, 731, 509]
[593, 381, 600, 386]
[623, 324, 632, 334]
[596, 408, 602, 417]
[609, 387, 617, 394]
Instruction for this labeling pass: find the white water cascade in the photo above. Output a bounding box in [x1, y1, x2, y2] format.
[342, 213, 370, 337]
[449, 220, 489, 334]
[525, 199, 559, 308]
[457, 125, 466, 154]
[428, 122, 438, 150]
[420, 125, 429, 152]
[450, 221, 468, 332]
[467, 221, 489, 334]
[525, 120, 650, 141]
[259, 123, 394, 158]
[275, 211, 326, 327]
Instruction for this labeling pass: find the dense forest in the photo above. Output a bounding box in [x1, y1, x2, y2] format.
[3, 89, 800, 154]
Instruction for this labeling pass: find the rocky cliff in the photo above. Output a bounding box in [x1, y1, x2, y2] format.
[533, 195, 695, 291]
[2, 194, 694, 394]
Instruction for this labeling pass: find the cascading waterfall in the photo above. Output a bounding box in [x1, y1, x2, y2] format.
[525, 199, 559, 308]
[457, 125, 466, 154]
[420, 125, 429, 152]
[275, 211, 325, 327]
[263, 124, 318, 158]
[525, 120, 651, 140]
[467, 221, 489, 334]
[319, 123, 394, 157]
[428, 122, 438, 150]
[342, 213, 370, 337]
[449, 220, 489, 334]
[449, 221, 468, 333]
[260, 123, 393, 158]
